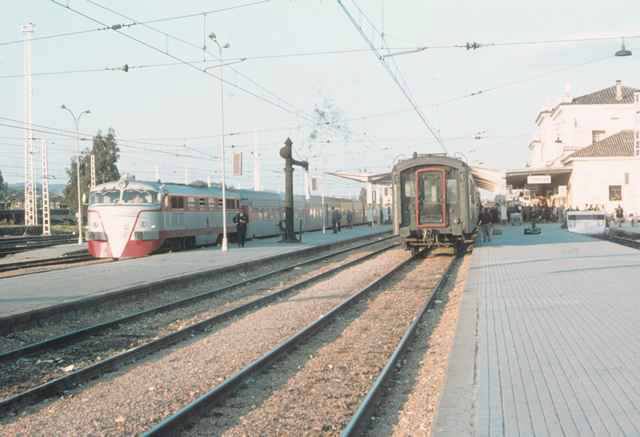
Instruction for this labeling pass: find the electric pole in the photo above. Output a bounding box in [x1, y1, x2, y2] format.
[41, 140, 51, 236]
[90, 153, 96, 189]
[22, 23, 35, 227]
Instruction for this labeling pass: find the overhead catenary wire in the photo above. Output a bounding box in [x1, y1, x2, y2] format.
[49, 0, 304, 119]
[337, 0, 446, 153]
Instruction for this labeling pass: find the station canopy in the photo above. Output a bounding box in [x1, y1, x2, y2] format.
[327, 166, 505, 192]
[505, 167, 572, 190]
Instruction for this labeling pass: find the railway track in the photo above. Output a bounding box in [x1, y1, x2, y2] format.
[0, 235, 398, 416]
[0, 234, 77, 257]
[600, 231, 640, 249]
[0, 253, 94, 275]
[142, 253, 458, 436]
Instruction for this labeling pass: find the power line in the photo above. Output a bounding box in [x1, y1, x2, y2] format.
[49, 0, 304, 118]
[0, 0, 271, 48]
[337, 0, 446, 153]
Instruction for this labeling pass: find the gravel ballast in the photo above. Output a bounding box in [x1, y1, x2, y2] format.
[182, 254, 452, 436]
[0, 235, 390, 354]
[0, 248, 408, 435]
[0, 239, 395, 401]
[367, 255, 471, 436]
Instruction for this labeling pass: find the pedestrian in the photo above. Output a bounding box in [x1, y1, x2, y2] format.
[479, 207, 492, 243]
[346, 210, 353, 229]
[336, 208, 342, 232]
[615, 204, 624, 227]
[233, 207, 249, 247]
[331, 206, 338, 233]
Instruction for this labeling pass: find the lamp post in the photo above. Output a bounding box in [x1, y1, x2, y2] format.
[209, 32, 231, 252]
[61, 104, 90, 244]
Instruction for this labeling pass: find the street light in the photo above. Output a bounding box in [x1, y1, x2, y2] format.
[209, 32, 231, 252]
[61, 104, 90, 245]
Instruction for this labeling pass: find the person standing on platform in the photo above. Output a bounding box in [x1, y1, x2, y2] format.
[479, 208, 492, 243]
[336, 208, 342, 232]
[331, 207, 338, 234]
[346, 210, 353, 229]
[615, 204, 624, 227]
[233, 207, 249, 248]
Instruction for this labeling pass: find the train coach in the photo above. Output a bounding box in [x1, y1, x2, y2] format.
[392, 153, 479, 254]
[88, 175, 365, 259]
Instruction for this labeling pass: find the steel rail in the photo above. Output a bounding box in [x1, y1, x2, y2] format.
[0, 235, 395, 365]
[143, 251, 416, 436]
[0, 240, 398, 416]
[341, 255, 459, 436]
[0, 254, 94, 274]
[0, 231, 391, 335]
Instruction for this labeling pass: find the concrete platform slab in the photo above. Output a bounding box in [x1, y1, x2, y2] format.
[0, 225, 390, 320]
[434, 224, 640, 437]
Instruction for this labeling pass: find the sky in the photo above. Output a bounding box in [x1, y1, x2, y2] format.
[1, 0, 640, 197]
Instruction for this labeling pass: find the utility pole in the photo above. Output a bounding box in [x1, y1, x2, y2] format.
[90, 153, 96, 189]
[41, 140, 51, 236]
[279, 138, 308, 242]
[22, 23, 35, 227]
[61, 104, 91, 245]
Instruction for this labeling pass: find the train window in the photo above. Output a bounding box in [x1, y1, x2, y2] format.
[208, 198, 216, 208]
[400, 171, 415, 226]
[122, 189, 157, 204]
[90, 190, 120, 205]
[187, 197, 196, 209]
[170, 196, 185, 209]
[417, 170, 445, 225]
[198, 198, 207, 207]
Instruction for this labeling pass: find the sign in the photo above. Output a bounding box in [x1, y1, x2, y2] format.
[233, 152, 243, 176]
[527, 175, 551, 184]
[558, 185, 567, 197]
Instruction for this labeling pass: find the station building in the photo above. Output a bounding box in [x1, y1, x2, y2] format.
[506, 80, 640, 215]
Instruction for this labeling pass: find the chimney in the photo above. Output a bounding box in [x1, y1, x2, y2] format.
[615, 79, 623, 102]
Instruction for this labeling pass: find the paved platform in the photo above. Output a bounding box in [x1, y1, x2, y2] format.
[435, 224, 640, 437]
[0, 225, 390, 319]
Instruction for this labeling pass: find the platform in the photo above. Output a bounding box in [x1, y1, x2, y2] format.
[0, 242, 88, 265]
[0, 225, 390, 320]
[435, 224, 640, 437]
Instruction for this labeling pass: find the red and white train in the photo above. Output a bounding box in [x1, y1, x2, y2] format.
[87, 175, 364, 258]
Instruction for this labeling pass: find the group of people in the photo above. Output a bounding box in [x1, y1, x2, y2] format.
[330, 207, 353, 233]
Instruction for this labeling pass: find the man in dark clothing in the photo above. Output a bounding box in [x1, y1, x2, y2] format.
[615, 204, 624, 227]
[331, 207, 339, 234]
[233, 207, 249, 247]
[336, 209, 342, 232]
[479, 208, 492, 242]
[346, 210, 353, 229]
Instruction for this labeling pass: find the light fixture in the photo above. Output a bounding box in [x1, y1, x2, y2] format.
[615, 38, 632, 57]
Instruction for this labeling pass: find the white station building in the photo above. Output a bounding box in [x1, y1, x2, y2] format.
[506, 80, 640, 215]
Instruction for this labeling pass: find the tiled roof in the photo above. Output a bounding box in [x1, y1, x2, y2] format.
[570, 85, 638, 105]
[568, 130, 634, 159]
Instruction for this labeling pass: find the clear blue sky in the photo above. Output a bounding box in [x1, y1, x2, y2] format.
[2, 0, 639, 196]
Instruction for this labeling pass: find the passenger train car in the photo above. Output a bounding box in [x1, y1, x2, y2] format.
[87, 176, 364, 258]
[392, 153, 479, 254]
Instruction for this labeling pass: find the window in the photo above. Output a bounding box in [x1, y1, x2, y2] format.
[592, 130, 605, 144]
[90, 190, 120, 205]
[400, 171, 415, 226]
[122, 189, 157, 204]
[609, 185, 622, 201]
[198, 198, 207, 207]
[417, 170, 445, 225]
[170, 196, 185, 209]
[187, 197, 196, 209]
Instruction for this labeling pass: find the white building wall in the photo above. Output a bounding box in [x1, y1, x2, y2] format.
[568, 158, 640, 214]
[530, 103, 636, 168]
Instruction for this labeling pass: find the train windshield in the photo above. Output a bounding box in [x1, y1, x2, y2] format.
[89, 190, 120, 205]
[122, 189, 157, 204]
[417, 170, 445, 225]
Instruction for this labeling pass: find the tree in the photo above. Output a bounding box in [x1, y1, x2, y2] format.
[64, 128, 120, 210]
[0, 169, 6, 201]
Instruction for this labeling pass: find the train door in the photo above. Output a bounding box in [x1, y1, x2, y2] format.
[416, 168, 447, 227]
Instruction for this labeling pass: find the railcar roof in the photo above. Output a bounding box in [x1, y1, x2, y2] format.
[392, 154, 469, 174]
[92, 179, 240, 199]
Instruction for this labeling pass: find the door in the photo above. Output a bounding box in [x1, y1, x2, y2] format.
[416, 168, 447, 227]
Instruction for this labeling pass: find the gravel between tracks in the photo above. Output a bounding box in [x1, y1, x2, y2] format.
[0, 236, 389, 353]
[0, 248, 408, 435]
[183, 254, 452, 436]
[367, 254, 471, 437]
[0, 239, 395, 400]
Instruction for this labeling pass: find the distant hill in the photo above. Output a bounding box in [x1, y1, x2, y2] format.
[8, 183, 66, 195]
